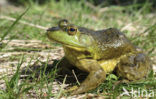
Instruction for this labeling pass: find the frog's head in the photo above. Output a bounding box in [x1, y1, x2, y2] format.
[47, 19, 95, 50]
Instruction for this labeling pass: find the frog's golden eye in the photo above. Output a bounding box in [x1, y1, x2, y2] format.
[67, 25, 77, 35]
[58, 19, 69, 30]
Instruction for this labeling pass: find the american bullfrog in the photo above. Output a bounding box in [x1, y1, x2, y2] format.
[46, 19, 151, 95]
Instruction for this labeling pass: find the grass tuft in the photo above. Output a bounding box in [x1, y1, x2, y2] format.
[0, 55, 34, 99]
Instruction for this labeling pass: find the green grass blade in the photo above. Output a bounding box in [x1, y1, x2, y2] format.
[0, 7, 30, 42]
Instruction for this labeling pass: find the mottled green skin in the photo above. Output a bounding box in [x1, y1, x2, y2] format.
[47, 20, 151, 95]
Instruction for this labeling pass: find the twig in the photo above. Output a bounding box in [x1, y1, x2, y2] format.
[72, 69, 80, 85]
[0, 15, 48, 30]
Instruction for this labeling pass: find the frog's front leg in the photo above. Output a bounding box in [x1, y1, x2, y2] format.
[71, 59, 106, 95]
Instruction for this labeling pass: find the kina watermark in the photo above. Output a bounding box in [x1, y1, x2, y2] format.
[120, 87, 155, 98]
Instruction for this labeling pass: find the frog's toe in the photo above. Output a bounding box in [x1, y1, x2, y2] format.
[64, 85, 78, 94]
[71, 87, 85, 95]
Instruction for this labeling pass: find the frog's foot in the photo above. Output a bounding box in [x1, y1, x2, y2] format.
[65, 85, 78, 93]
[71, 68, 106, 95]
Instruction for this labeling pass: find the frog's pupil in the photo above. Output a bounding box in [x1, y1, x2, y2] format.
[70, 28, 75, 32]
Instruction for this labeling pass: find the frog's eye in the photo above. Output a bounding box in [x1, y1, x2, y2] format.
[58, 19, 69, 30]
[67, 25, 77, 35]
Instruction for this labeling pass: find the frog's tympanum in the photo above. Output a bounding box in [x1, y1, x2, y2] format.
[47, 19, 151, 95]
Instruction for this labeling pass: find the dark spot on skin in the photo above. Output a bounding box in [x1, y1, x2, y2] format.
[134, 53, 145, 62]
[84, 51, 90, 56]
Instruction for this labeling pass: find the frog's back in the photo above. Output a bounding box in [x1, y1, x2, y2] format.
[92, 28, 136, 59]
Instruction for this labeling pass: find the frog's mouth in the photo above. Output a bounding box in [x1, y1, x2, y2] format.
[48, 37, 86, 51]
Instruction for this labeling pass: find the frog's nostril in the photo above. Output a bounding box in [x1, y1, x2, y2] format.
[47, 27, 60, 31]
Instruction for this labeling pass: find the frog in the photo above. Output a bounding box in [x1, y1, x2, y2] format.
[46, 19, 151, 95]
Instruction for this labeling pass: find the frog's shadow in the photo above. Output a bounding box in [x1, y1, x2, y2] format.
[21, 60, 88, 84]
